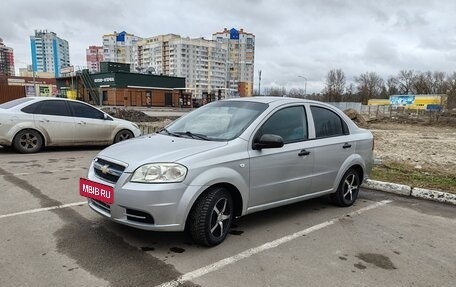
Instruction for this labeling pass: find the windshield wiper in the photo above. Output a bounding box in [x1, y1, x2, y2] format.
[175, 131, 210, 141]
[158, 128, 183, 138]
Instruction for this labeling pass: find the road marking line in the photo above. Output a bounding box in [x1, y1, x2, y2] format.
[157, 200, 393, 287]
[0, 201, 87, 219]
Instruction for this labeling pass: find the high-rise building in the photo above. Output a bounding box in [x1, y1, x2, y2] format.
[102, 31, 142, 72]
[0, 38, 15, 76]
[137, 34, 228, 99]
[213, 28, 255, 97]
[30, 30, 70, 78]
[86, 45, 104, 73]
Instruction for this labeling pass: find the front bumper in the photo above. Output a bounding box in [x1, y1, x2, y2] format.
[86, 163, 200, 232]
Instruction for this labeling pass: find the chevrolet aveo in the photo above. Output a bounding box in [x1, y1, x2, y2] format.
[80, 97, 374, 246]
[0, 97, 141, 153]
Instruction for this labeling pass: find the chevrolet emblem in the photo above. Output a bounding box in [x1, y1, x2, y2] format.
[100, 165, 110, 174]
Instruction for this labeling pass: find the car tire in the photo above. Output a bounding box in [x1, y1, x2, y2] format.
[330, 168, 360, 207]
[188, 187, 233, 247]
[13, 129, 43, 153]
[114, 130, 134, 143]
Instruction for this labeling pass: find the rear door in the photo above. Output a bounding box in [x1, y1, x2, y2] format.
[309, 105, 355, 193]
[68, 101, 113, 144]
[33, 100, 75, 145]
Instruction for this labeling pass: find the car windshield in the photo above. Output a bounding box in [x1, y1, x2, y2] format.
[0, 97, 34, 109]
[165, 101, 268, 141]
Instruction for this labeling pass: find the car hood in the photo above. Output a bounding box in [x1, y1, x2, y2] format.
[97, 133, 227, 172]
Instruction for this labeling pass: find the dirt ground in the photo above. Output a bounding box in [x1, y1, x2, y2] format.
[114, 108, 455, 177]
[368, 122, 456, 173]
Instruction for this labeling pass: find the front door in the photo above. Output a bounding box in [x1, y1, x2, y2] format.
[248, 105, 313, 208]
[68, 101, 113, 144]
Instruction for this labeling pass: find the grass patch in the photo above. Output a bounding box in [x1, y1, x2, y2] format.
[371, 161, 456, 194]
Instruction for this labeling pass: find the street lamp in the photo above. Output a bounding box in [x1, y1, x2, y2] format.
[297, 75, 307, 97]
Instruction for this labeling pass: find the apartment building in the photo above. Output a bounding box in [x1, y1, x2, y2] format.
[30, 30, 70, 77]
[86, 45, 104, 73]
[213, 28, 255, 97]
[0, 38, 15, 76]
[137, 34, 228, 99]
[102, 31, 142, 72]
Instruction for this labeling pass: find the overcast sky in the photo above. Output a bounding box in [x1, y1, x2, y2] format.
[1, 0, 456, 93]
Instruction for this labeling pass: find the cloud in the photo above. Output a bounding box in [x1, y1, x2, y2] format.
[2, 0, 456, 93]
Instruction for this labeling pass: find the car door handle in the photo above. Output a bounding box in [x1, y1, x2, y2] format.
[343, 143, 352, 149]
[298, 149, 310, 156]
[39, 119, 49, 123]
[78, 121, 87, 125]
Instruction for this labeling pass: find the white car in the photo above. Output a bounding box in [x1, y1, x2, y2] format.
[0, 97, 141, 153]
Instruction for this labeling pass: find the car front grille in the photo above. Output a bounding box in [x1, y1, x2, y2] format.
[93, 158, 125, 183]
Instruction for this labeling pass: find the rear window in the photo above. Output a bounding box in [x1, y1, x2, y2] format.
[0, 97, 34, 109]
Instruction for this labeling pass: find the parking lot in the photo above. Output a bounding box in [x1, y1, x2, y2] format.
[1, 147, 455, 287]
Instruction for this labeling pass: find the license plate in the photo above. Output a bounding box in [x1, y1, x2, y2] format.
[79, 178, 114, 204]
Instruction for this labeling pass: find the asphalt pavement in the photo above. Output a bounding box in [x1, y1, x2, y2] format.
[0, 147, 455, 287]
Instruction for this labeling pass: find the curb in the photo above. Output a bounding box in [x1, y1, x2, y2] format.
[362, 179, 456, 206]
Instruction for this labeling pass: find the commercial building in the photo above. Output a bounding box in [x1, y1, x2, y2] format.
[212, 28, 255, 97]
[0, 38, 15, 76]
[56, 63, 187, 108]
[137, 34, 227, 99]
[102, 31, 142, 72]
[30, 30, 70, 78]
[86, 45, 104, 73]
[0, 75, 57, 104]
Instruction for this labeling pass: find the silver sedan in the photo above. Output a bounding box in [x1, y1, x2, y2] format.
[0, 97, 141, 153]
[81, 97, 373, 246]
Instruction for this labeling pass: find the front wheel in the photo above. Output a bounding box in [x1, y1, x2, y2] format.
[330, 168, 360, 207]
[188, 187, 233, 247]
[114, 130, 134, 143]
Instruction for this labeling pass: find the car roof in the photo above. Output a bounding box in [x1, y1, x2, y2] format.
[223, 96, 325, 106]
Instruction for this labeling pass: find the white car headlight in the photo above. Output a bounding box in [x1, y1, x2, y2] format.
[131, 163, 187, 183]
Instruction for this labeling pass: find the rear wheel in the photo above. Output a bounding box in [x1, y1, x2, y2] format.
[114, 130, 133, 143]
[13, 129, 43, 153]
[330, 168, 360, 207]
[188, 187, 233, 247]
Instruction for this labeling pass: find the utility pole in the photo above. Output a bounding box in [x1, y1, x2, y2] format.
[258, 70, 262, 96]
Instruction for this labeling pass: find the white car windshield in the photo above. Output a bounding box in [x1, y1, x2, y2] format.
[164, 101, 268, 141]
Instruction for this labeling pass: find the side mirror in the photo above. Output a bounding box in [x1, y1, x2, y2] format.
[253, 134, 284, 150]
[103, 114, 112, 121]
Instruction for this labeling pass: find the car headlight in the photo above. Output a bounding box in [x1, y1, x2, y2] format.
[130, 163, 187, 183]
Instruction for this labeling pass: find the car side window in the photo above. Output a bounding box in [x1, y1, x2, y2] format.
[311, 106, 348, 138]
[258, 106, 307, 143]
[35, 100, 70, 117]
[68, 102, 104, 119]
[21, 102, 42, 114]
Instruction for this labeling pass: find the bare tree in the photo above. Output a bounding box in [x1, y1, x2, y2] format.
[288, 88, 305, 98]
[431, 71, 448, 94]
[412, 72, 432, 94]
[446, 73, 456, 109]
[386, 76, 399, 96]
[395, 70, 415, 94]
[323, 69, 345, 102]
[343, 83, 358, 102]
[355, 72, 384, 104]
[264, 87, 287, 97]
